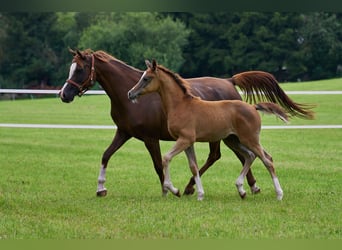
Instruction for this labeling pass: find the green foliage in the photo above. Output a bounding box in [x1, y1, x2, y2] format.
[0, 12, 341, 88]
[298, 13, 342, 80]
[0, 13, 59, 86]
[78, 12, 189, 71]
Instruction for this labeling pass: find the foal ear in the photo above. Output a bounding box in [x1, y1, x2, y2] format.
[145, 60, 152, 69]
[151, 59, 157, 71]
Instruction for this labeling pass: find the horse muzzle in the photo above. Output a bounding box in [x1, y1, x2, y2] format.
[127, 90, 140, 103]
[59, 89, 75, 103]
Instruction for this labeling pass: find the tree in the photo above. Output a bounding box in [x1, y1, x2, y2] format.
[77, 12, 190, 71]
[298, 12, 342, 80]
[0, 13, 59, 87]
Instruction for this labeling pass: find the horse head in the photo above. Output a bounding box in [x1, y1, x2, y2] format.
[59, 49, 96, 103]
[128, 59, 158, 103]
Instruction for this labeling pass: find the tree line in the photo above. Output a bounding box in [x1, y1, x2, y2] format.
[0, 12, 341, 89]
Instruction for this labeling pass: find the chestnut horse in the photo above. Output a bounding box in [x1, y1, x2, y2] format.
[59, 49, 314, 197]
[128, 60, 289, 200]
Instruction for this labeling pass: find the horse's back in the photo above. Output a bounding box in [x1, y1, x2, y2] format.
[187, 77, 241, 101]
[191, 99, 261, 141]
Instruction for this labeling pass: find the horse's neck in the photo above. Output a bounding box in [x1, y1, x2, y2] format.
[158, 76, 189, 115]
[96, 60, 142, 104]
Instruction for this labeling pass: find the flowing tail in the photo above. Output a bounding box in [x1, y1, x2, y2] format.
[229, 71, 315, 119]
[255, 102, 289, 123]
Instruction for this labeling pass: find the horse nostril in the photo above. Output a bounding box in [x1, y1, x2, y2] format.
[128, 91, 133, 100]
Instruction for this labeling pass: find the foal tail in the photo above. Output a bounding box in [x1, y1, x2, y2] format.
[255, 102, 289, 123]
[229, 71, 315, 119]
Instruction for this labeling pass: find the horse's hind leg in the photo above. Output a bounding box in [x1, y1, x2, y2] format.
[183, 139, 260, 196]
[184, 141, 220, 195]
[247, 143, 283, 200]
[260, 149, 283, 200]
[224, 135, 261, 194]
[223, 138, 256, 199]
[184, 145, 204, 200]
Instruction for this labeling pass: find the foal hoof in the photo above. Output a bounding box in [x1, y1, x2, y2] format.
[96, 189, 107, 197]
[175, 190, 181, 197]
[251, 187, 261, 195]
[239, 191, 247, 199]
[276, 192, 283, 201]
[183, 186, 195, 196]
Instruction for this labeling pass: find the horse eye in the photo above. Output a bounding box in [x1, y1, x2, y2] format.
[144, 77, 152, 83]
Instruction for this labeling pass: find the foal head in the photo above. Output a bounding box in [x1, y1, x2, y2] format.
[128, 59, 193, 103]
[59, 49, 96, 103]
[127, 59, 161, 103]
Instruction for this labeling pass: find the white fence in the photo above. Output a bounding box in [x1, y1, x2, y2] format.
[1, 89, 341, 130]
[0, 89, 106, 95]
[1, 89, 342, 96]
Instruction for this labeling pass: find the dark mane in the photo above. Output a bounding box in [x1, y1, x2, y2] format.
[157, 65, 198, 99]
[77, 49, 140, 71]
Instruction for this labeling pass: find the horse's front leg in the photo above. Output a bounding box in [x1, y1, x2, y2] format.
[97, 129, 131, 197]
[143, 139, 165, 195]
[184, 141, 220, 195]
[163, 138, 192, 197]
[185, 145, 204, 201]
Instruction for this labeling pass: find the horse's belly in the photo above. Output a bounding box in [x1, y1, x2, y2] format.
[195, 124, 231, 142]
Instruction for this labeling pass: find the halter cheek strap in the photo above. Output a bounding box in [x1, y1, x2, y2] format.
[67, 54, 96, 96]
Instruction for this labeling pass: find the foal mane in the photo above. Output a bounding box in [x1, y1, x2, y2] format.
[157, 65, 198, 99]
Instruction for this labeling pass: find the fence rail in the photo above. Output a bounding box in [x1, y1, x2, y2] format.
[0, 89, 106, 95]
[1, 89, 342, 95]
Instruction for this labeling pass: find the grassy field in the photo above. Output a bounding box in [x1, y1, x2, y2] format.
[0, 78, 341, 239]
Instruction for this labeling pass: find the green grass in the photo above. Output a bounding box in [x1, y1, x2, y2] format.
[0, 78, 341, 239]
[279, 77, 342, 91]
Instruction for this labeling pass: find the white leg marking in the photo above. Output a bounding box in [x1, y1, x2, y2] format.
[273, 177, 283, 200]
[194, 174, 204, 201]
[250, 183, 261, 194]
[236, 175, 246, 197]
[162, 157, 179, 196]
[97, 164, 107, 192]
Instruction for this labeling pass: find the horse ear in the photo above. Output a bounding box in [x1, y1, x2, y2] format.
[145, 60, 152, 69]
[76, 49, 86, 60]
[151, 59, 157, 71]
[68, 48, 77, 56]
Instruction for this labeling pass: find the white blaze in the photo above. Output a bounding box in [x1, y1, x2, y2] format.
[60, 62, 77, 94]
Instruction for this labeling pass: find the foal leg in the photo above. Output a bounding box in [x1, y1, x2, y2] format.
[245, 142, 284, 200]
[183, 141, 220, 195]
[224, 135, 260, 194]
[184, 145, 204, 200]
[260, 149, 283, 200]
[162, 138, 192, 197]
[223, 138, 257, 199]
[97, 129, 131, 197]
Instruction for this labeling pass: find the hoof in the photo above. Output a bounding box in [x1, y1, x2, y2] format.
[239, 191, 247, 199]
[276, 192, 283, 201]
[251, 187, 261, 195]
[183, 186, 195, 196]
[175, 190, 181, 198]
[96, 189, 107, 197]
[197, 192, 204, 201]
